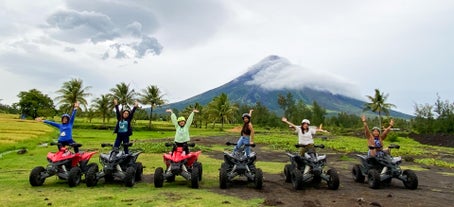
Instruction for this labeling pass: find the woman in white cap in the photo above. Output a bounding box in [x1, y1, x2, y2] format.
[281, 117, 327, 155]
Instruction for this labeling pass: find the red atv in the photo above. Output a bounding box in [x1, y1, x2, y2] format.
[29, 143, 98, 187]
[154, 143, 202, 188]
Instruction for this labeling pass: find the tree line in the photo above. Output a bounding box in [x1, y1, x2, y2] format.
[2, 78, 453, 135]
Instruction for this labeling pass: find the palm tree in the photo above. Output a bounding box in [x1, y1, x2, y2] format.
[139, 85, 166, 128]
[55, 78, 91, 112]
[92, 94, 112, 126]
[364, 89, 396, 128]
[206, 93, 238, 130]
[110, 82, 136, 110]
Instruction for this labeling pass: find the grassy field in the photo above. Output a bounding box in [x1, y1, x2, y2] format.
[0, 114, 453, 207]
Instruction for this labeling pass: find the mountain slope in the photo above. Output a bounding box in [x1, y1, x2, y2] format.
[159, 55, 411, 119]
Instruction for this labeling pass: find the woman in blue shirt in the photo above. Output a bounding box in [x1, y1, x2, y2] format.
[38, 102, 79, 152]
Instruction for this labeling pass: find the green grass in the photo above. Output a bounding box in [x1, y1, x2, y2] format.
[1, 114, 454, 207]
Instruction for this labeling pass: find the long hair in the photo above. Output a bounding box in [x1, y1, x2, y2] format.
[241, 117, 251, 135]
[300, 123, 309, 134]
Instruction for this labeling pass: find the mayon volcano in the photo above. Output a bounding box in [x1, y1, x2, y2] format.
[162, 55, 410, 118]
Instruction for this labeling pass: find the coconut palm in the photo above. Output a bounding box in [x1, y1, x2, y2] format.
[364, 89, 396, 128]
[92, 94, 112, 126]
[206, 93, 238, 130]
[110, 82, 136, 110]
[55, 78, 91, 112]
[139, 85, 166, 128]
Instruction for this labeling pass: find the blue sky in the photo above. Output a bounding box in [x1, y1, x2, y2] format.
[0, 0, 453, 115]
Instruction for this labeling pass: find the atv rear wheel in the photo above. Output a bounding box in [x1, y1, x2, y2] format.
[135, 162, 143, 181]
[326, 169, 340, 190]
[68, 167, 82, 187]
[86, 164, 99, 187]
[367, 169, 381, 189]
[402, 169, 418, 190]
[291, 168, 303, 190]
[284, 164, 292, 183]
[29, 166, 46, 186]
[124, 166, 136, 187]
[219, 163, 228, 189]
[254, 168, 263, 189]
[352, 164, 365, 183]
[154, 167, 164, 188]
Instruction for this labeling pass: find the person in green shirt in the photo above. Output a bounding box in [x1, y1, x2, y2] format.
[166, 108, 199, 154]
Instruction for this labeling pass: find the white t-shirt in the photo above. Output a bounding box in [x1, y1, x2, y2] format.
[295, 126, 316, 145]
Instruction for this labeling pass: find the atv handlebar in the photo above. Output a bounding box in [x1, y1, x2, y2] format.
[164, 142, 196, 147]
[226, 142, 256, 147]
[368, 144, 400, 150]
[101, 143, 113, 148]
[50, 142, 82, 148]
[295, 144, 324, 149]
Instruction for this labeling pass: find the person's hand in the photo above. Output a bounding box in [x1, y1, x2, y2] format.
[193, 109, 199, 113]
[113, 99, 118, 106]
[389, 119, 394, 127]
[35, 117, 43, 122]
[134, 100, 139, 108]
[281, 117, 288, 122]
[166, 109, 172, 113]
[361, 115, 367, 122]
[74, 102, 79, 109]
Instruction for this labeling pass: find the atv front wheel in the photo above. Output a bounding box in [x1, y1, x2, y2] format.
[326, 169, 340, 190]
[402, 169, 418, 190]
[29, 166, 46, 186]
[154, 167, 164, 188]
[284, 164, 292, 183]
[191, 165, 200, 189]
[219, 163, 228, 189]
[194, 162, 203, 181]
[367, 169, 381, 189]
[135, 162, 143, 181]
[124, 166, 136, 187]
[291, 169, 303, 190]
[254, 168, 263, 189]
[352, 164, 365, 183]
[68, 167, 82, 187]
[86, 164, 99, 187]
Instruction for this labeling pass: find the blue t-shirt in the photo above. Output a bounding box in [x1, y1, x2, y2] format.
[44, 109, 77, 142]
[118, 120, 129, 133]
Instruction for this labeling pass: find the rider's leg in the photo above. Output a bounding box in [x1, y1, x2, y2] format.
[123, 136, 130, 154]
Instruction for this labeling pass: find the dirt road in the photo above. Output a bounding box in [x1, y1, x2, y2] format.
[195, 136, 454, 207]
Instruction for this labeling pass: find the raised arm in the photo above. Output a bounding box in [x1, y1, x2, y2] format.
[166, 109, 178, 126]
[129, 100, 139, 120]
[361, 115, 372, 139]
[185, 109, 199, 129]
[281, 117, 297, 128]
[114, 99, 121, 120]
[69, 102, 79, 125]
[381, 119, 394, 139]
[249, 109, 254, 117]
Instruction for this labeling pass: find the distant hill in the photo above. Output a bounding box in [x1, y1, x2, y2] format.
[157, 55, 412, 119]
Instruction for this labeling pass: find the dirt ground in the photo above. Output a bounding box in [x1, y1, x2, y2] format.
[146, 136, 454, 207]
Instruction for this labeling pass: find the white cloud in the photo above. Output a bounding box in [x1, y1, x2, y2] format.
[245, 56, 360, 98]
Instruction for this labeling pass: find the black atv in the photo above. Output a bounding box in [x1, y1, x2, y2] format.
[219, 142, 263, 189]
[284, 144, 339, 190]
[352, 144, 418, 189]
[86, 143, 143, 187]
